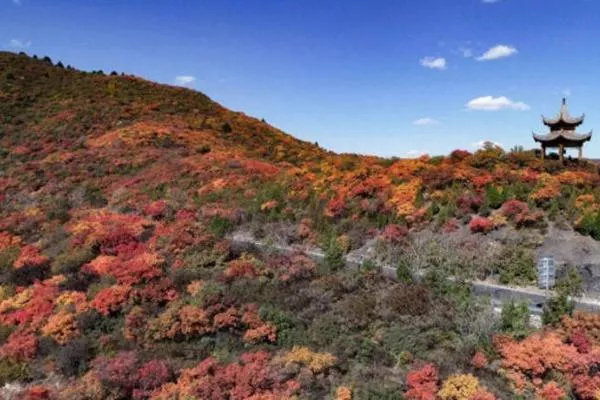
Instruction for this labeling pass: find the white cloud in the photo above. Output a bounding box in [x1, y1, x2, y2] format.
[562, 88, 572, 97]
[420, 56, 447, 70]
[476, 45, 518, 61]
[471, 140, 504, 150]
[405, 150, 428, 158]
[9, 39, 31, 49]
[175, 75, 196, 87]
[413, 117, 440, 126]
[466, 96, 530, 111]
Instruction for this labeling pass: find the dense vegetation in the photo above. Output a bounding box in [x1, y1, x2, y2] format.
[2, 51, 600, 398]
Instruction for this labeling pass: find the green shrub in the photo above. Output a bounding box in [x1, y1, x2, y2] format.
[323, 237, 345, 272]
[496, 246, 536, 285]
[0, 247, 20, 272]
[501, 300, 530, 339]
[51, 246, 97, 275]
[208, 216, 233, 238]
[0, 358, 32, 385]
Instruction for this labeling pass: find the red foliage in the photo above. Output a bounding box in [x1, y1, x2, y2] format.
[133, 360, 172, 399]
[14, 245, 49, 269]
[471, 351, 489, 369]
[21, 386, 50, 400]
[457, 193, 484, 214]
[143, 200, 168, 219]
[405, 363, 439, 400]
[449, 149, 472, 162]
[501, 200, 529, 218]
[152, 351, 300, 399]
[222, 257, 259, 282]
[469, 216, 494, 234]
[381, 224, 408, 244]
[570, 329, 591, 354]
[441, 218, 460, 233]
[265, 253, 316, 283]
[91, 285, 131, 316]
[537, 381, 566, 400]
[325, 196, 345, 218]
[93, 351, 139, 394]
[0, 330, 37, 361]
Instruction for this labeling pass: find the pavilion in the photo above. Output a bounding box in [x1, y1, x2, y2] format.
[533, 98, 592, 162]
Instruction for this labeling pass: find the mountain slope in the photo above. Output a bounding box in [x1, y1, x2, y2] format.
[3, 52, 600, 399]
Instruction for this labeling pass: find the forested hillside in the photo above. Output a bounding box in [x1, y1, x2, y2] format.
[2, 51, 600, 399]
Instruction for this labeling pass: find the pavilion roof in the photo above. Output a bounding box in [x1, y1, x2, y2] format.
[542, 98, 585, 127]
[532, 129, 592, 144]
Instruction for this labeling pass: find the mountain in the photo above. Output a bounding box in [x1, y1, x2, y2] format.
[1, 51, 600, 399]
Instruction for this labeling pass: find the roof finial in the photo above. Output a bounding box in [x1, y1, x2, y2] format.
[562, 97, 567, 105]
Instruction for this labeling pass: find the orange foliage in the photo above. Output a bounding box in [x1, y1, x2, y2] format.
[41, 310, 80, 345]
[405, 363, 439, 400]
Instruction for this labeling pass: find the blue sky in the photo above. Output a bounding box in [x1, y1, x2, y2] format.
[2, 0, 600, 157]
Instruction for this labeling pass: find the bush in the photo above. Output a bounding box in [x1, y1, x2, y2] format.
[323, 236, 345, 272]
[0, 358, 32, 385]
[208, 216, 233, 238]
[496, 246, 536, 285]
[501, 300, 530, 339]
[51, 246, 97, 275]
[56, 338, 93, 377]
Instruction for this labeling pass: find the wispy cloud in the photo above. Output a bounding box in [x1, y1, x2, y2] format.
[11, 0, 22, 5]
[175, 75, 196, 87]
[9, 38, 31, 49]
[419, 56, 447, 70]
[466, 96, 530, 111]
[476, 45, 518, 61]
[413, 117, 440, 126]
[405, 150, 428, 158]
[459, 47, 473, 58]
[472, 140, 504, 150]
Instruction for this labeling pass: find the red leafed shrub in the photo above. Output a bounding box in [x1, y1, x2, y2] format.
[241, 304, 277, 344]
[472, 390, 496, 400]
[222, 256, 259, 282]
[501, 200, 529, 218]
[14, 245, 49, 269]
[124, 306, 148, 342]
[213, 307, 239, 330]
[381, 224, 408, 244]
[457, 193, 484, 213]
[0, 330, 37, 361]
[405, 363, 439, 400]
[143, 200, 168, 219]
[265, 253, 316, 283]
[325, 196, 345, 218]
[441, 218, 460, 233]
[84, 245, 163, 286]
[135, 278, 178, 305]
[133, 360, 172, 399]
[471, 351, 489, 369]
[469, 216, 494, 234]
[21, 386, 50, 400]
[537, 381, 566, 400]
[70, 212, 148, 253]
[91, 285, 131, 316]
[570, 329, 591, 354]
[152, 352, 300, 399]
[93, 351, 139, 395]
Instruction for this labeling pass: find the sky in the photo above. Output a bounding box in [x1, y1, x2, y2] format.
[2, 0, 600, 158]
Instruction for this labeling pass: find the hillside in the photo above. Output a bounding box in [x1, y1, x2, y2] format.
[2, 52, 600, 399]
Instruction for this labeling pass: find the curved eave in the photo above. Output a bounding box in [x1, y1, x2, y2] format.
[533, 130, 593, 144]
[542, 114, 585, 127]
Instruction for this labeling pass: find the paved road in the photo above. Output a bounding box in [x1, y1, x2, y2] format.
[229, 232, 600, 316]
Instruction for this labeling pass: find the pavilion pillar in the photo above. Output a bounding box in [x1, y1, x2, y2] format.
[559, 144, 565, 163]
[579, 146, 583, 160]
[541, 145, 545, 160]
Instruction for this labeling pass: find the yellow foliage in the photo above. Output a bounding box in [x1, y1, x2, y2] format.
[489, 211, 508, 228]
[438, 374, 480, 400]
[281, 346, 336, 374]
[0, 287, 33, 313]
[42, 311, 80, 345]
[389, 179, 421, 217]
[55, 291, 90, 314]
